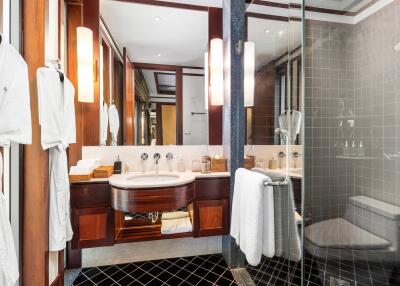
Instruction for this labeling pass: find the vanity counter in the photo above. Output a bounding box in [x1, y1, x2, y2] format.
[70, 171, 230, 185]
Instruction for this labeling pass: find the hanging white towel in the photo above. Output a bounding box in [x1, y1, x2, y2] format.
[0, 36, 32, 286]
[37, 68, 76, 251]
[108, 104, 120, 146]
[252, 168, 302, 262]
[100, 102, 108, 146]
[231, 168, 274, 266]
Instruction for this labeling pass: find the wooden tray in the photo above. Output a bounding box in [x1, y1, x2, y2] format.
[93, 165, 114, 178]
[69, 173, 93, 182]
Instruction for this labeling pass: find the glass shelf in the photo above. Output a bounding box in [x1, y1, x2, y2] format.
[336, 155, 379, 160]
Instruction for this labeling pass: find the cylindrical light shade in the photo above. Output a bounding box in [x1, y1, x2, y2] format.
[244, 41, 255, 107]
[210, 38, 224, 106]
[77, 27, 94, 103]
[204, 52, 209, 110]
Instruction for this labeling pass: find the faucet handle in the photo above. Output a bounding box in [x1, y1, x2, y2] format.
[141, 153, 148, 161]
[166, 152, 174, 161]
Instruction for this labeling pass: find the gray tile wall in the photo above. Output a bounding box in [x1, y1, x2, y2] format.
[304, 2, 400, 285]
[305, 2, 400, 222]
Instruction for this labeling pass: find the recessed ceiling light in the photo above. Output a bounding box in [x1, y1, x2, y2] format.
[155, 16, 161, 21]
[157, 53, 162, 57]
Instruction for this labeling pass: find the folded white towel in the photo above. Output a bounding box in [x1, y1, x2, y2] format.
[162, 211, 189, 220]
[69, 165, 93, 175]
[161, 217, 193, 235]
[231, 168, 274, 266]
[77, 158, 101, 169]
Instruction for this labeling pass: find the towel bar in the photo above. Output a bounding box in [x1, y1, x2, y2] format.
[264, 180, 289, 186]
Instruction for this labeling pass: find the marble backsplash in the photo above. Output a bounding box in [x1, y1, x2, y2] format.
[82, 145, 302, 172]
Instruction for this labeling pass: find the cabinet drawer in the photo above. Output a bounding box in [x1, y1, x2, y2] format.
[195, 178, 229, 200]
[70, 183, 111, 209]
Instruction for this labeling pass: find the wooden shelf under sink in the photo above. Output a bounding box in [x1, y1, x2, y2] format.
[114, 207, 194, 243]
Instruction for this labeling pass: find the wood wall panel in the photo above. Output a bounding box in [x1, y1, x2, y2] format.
[176, 67, 183, 145]
[82, 0, 100, 146]
[208, 8, 223, 145]
[67, 1, 83, 167]
[123, 48, 135, 145]
[22, 0, 49, 285]
[67, 0, 100, 161]
[252, 62, 276, 144]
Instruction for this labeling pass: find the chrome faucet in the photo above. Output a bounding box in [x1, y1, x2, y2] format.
[153, 153, 161, 165]
[166, 152, 174, 172]
[166, 152, 174, 161]
[141, 153, 148, 161]
[140, 153, 148, 173]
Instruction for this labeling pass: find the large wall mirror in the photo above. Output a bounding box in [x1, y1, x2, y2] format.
[97, 0, 210, 146]
[245, 7, 302, 145]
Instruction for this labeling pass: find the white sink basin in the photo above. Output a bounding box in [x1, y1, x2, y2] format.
[127, 174, 180, 183]
[110, 172, 196, 189]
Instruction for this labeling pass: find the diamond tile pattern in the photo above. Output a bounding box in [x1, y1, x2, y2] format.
[246, 251, 398, 286]
[72, 254, 238, 286]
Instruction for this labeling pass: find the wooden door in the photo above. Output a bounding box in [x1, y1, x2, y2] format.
[71, 207, 114, 249]
[194, 199, 229, 237]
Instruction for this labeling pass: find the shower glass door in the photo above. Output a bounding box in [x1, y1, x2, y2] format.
[245, 1, 303, 284]
[302, 0, 400, 285]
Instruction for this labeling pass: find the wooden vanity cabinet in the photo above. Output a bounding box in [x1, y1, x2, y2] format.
[70, 182, 114, 249]
[193, 178, 230, 237]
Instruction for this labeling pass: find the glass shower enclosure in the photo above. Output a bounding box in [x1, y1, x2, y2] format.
[242, 0, 400, 285]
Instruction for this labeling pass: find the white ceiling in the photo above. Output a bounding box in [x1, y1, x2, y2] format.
[142, 70, 176, 101]
[247, 17, 302, 69]
[100, 0, 208, 66]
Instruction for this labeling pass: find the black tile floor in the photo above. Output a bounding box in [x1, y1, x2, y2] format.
[72, 254, 238, 286]
[246, 250, 399, 286]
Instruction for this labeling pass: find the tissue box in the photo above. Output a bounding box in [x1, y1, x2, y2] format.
[211, 158, 227, 172]
[244, 156, 255, 169]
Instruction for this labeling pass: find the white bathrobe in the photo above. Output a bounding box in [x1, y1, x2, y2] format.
[0, 37, 31, 286]
[37, 68, 76, 251]
[100, 102, 109, 146]
[108, 104, 120, 146]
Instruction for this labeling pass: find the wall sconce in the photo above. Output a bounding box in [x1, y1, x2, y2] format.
[209, 38, 224, 106]
[204, 52, 209, 110]
[244, 41, 255, 107]
[77, 27, 94, 103]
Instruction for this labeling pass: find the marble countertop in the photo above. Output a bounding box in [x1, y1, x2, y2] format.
[71, 171, 231, 184]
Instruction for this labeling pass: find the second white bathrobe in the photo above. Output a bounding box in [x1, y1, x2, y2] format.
[37, 68, 76, 251]
[0, 36, 32, 286]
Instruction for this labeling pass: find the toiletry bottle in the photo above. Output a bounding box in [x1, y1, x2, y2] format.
[358, 140, 365, 157]
[343, 140, 350, 156]
[351, 141, 357, 156]
[177, 155, 186, 172]
[114, 155, 122, 174]
[269, 154, 278, 170]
